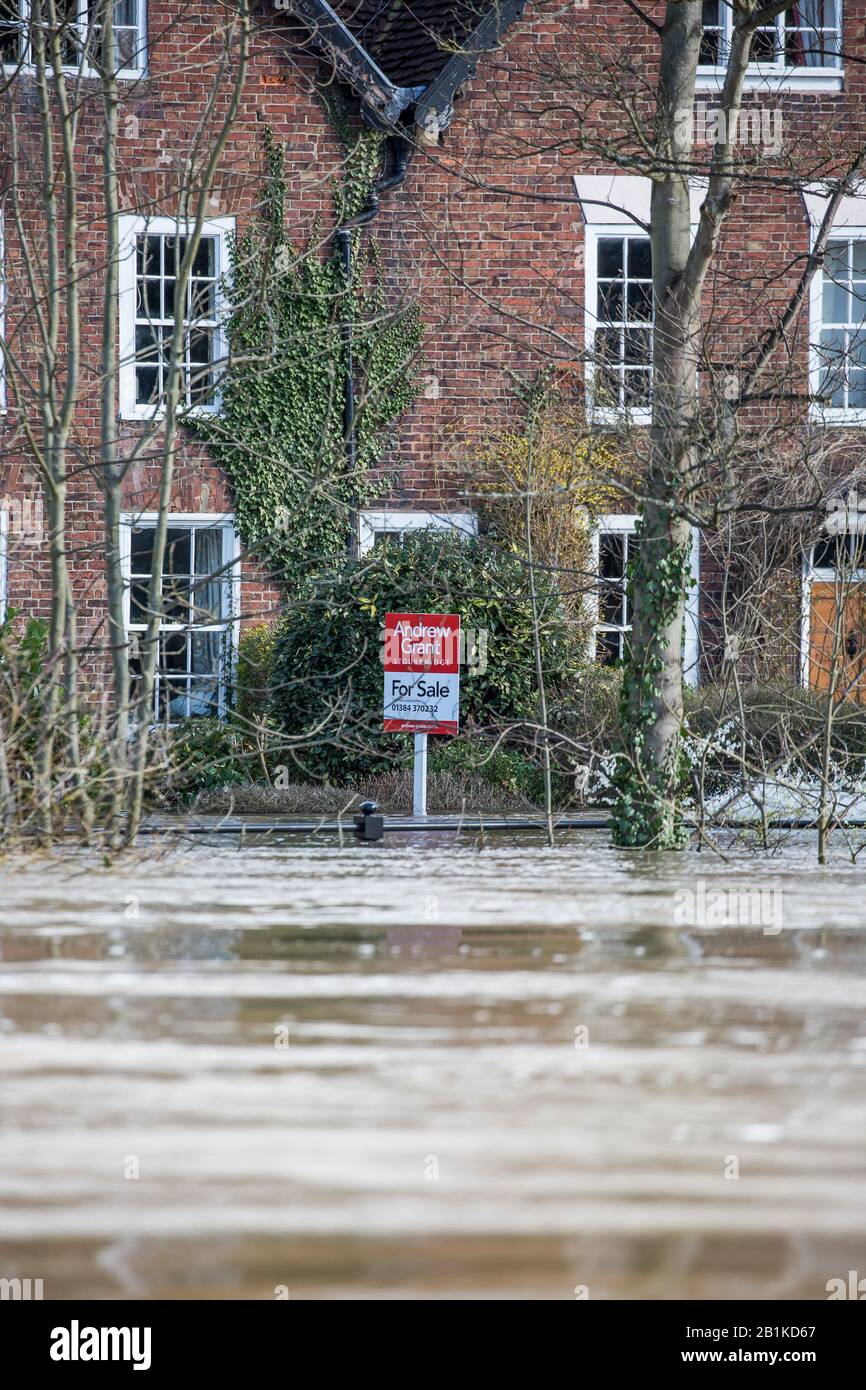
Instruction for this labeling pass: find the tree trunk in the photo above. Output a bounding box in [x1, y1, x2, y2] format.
[612, 0, 703, 848]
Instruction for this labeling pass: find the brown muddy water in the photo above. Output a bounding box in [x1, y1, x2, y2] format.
[1, 829, 865, 1301]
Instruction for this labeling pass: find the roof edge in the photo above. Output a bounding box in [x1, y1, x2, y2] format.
[283, 0, 424, 129]
[413, 0, 529, 141]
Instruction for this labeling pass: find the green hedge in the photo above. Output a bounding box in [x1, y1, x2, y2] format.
[268, 532, 581, 780]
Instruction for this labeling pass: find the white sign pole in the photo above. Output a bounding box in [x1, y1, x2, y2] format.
[413, 732, 428, 817]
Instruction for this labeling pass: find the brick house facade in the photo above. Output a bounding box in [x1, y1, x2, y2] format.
[1, 0, 865, 714]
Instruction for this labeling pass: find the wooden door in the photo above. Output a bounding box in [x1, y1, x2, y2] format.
[809, 582, 866, 701]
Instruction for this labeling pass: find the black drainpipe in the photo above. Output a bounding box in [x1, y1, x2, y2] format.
[336, 134, 411, 557]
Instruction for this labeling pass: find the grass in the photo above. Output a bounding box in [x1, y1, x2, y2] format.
[193, 769, 541, 817]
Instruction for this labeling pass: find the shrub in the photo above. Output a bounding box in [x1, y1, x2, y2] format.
[158, 718, 260, 806]
[429, 734, 545, 803]
[268, 532, 582, 780]
[235, 622, 277, 724]
[685, 681, 866, 778]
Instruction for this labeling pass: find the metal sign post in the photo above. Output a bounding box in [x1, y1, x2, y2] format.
[413, 732, 428, 817]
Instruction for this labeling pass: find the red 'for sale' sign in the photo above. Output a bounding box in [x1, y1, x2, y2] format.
[383, 612, 460, 735]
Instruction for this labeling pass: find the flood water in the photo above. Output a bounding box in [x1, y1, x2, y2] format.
[1, 828, 865, 1300]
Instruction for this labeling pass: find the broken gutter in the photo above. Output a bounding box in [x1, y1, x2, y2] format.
[413, 0, 529, 142]
[282, 0, 425, 129]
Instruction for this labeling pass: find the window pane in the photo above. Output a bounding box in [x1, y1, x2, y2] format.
[597, 280, 622, 322]
[129, 582, 149, 625]
[600, 583, 624, 626]
[193, 527, 225, 622]
[594, 326, 621, 364]
[825, 241, 848, 279]
[596, 629, 622, 665]
[700, 9, 722, 65]
[134, 323, 162, 360]
[623, 368, 652, 405]
[818, 329, 846, 406]
[137, 235, 159, 277]
[597, 238, 624, 279]
[58, 0, 83, 68]
[627, 238, 652, 279]
[598, 531, 625, 580]
[188, 329, 213, 363]
[852, 282, 866, 324]
[191, 631, 222, 675]
[0, 0, 23, 64]
[849, 371, 866, 408]
[373, 530, 403, 549]
[130, 525, 154, 572]
[624, 327, 651, 364]
[823, 278, 850, 324]
[190, 279, 216, 321]
[164, 528, 192, 576]
[160, 630, 188, 673]
[626, 281, 653, 321]
[751, 26, 778, 63]
[187, 677, 220, 718]
[192, 237, 216, 279]
[135, 365, 158, 405]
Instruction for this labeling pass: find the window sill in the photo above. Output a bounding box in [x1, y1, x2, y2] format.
[810, 406, 866, 427]
[119, 402, 222, 423]
[2, 61, 145, 82]
[695, 66, 843, 94]
[587, 405, 652, 429]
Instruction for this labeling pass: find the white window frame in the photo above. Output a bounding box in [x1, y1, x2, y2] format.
[358, 509, 477, 555]
[0, 508, 7, 623]
[0, 0, 147, 80]
[590, 514, 701, 684]
[584, 224, 654, 426]
[120, 512, 241, 722]
[697, 0, 843, 93]
[805, 187, 866, 426]
[118, 214, 234, 421]
[575, 176, 707, 429]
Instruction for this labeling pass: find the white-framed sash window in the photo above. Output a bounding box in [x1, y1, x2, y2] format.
[121, 512, 240, 722]
[591, 513, 701, 683]
[0, 0, 146, 77]
[805, 187, 866, 426]
[698, 0, 842, 92]
[118, 214, 233, 420]
[358, 509, 477, 554]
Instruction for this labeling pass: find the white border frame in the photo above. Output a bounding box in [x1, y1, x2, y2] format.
[117, 213, 234, 421]
[590, 513, 701, 684]
[358, 509, 477, 554]
[119, 510, 241, 720]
